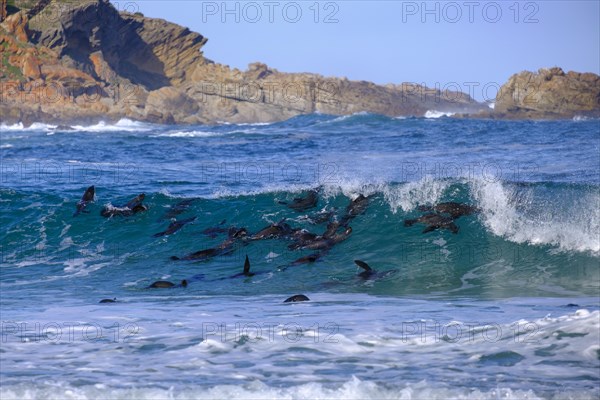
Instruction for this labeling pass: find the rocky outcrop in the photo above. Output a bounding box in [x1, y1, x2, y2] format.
[493, 67, 600, 119]
[22, 49, 41, 79]
[0, 0, 485, 126]
[145, 86, 200, 124]
[2, 11, 30, 42]
[179, 61, 483, 124]
[1, 0, 6, 23]
[26, 0, 207, 90]
[24, 0, 51, 19]
[119, 12, 207, 87]
[3, 1, 596, 126]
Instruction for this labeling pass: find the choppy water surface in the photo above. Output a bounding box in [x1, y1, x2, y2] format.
[1, 114, 599, 399]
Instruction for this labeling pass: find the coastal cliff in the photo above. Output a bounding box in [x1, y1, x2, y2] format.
[493, 67, 600, 119]
[0, 0, 6, 23]
[0, 0, 598, 126]
[0, 0, 484, 125]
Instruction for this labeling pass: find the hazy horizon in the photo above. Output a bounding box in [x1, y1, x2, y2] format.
[109, 0, 600, 101]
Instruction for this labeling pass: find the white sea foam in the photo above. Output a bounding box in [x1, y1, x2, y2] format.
[234, 122, 274, 126]
[471, 179, 600, 254]
[155, 130, 222, 138]
[0, 122, 57, 131]
[384, 176, 450, 213]
[215, 121, 274, 126]
[154, 127, 276, 137]
[5, 378, 583, 400]
[424, 110, 455, 118]
[71, 118, 152, 132]
[1, 119, 152, 133]
[573, 115, 593, 122]
[1, 295, 598, 400]
[205, 175, 379, 200]
[318, 111, 372, 125]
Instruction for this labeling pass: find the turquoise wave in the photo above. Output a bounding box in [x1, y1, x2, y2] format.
[1, 180, 598, 300]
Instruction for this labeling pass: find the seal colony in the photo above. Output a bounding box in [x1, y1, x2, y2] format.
[73, 187, 480, 303]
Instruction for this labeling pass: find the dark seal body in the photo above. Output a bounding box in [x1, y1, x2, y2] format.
[99, 298, 116, 303]
[284, 294, 310, 303]
[404, 213, 459, 234]
[148, 280, 188, 289]
[285, 190, 319, 211]
[153, 216, 197, 237]
[418, 202, 479, 219]
[74, 185, 95, 216]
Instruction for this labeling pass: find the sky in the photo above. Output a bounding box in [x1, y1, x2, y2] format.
[110, 1, 600, 101]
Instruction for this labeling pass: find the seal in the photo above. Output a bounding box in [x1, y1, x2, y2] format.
[160, 198, 196, 220]
[74, 185, 95, 216]
[126, 194, 146, 211]
[340, 194, 369, 226]
[289, 229, 319, 243]
[354, 260, 375, 279]
[229, 255, 255, 278]
[281, 190, 319, 211]
[284, 294, 310, 303]
[172, 248, 218, 261]
[289, 226, 352, 251]
[99, 298, 116, 303]
[302, 209, 336, 225]
[353, 259, 397, 280]
[291, 237, 323, 251]
[325, 226, 353, 247]
[404, 213, 459, 234]
[287, 229, 319, 250]
[200, 219, 228, 238]
[153, 216, 197, 237]
[323, 220, 341, 239]
[148, 279, 188, 288]
[172, 228, 247, 261]
[418, 202, 479, 219]
[249, 220, 293, 241]
[287, 221, 339, 250]
[291, 252, 323, 266]
[295, 252, 323, 264]
[278, 251, 325, 272]
[101, 193, 148, 218]
[131, 204, 148, 213]
[242, 255, 253, 277]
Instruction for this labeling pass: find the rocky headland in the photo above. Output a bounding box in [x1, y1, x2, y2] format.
[0, 0, 598, 126]
[465, 67, 600, 120]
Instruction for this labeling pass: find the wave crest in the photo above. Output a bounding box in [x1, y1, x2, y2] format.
[471, 179, 600, 254]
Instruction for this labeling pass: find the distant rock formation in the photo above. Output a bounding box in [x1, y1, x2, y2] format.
[0, 0, 6, 23]
[1, 0, 487, 125]
[493, 67, 600, 119]
[1, 1, 597, 125]
[26, 0, 207, 89]
[2, 10, 29, 42]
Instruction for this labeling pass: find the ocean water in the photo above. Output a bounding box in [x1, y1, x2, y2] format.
[0, 114, 599, 399]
